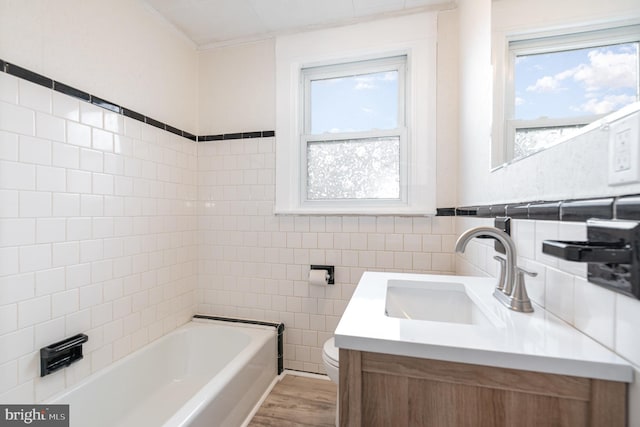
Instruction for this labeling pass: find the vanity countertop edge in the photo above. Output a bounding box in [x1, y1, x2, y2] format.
[334, 271, 634, 383]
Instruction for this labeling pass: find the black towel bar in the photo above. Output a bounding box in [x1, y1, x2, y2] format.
[541, 219, 640, 299]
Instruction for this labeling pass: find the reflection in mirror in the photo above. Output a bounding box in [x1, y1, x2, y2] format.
[491, 0, 640, 168]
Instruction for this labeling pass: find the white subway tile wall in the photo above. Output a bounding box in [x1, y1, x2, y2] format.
[455, 216, 640, 423]
[0, 73, 198, 402]
[196, 140, 457, 373]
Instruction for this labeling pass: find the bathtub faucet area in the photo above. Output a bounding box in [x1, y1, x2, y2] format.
[455, 226, 536, 313]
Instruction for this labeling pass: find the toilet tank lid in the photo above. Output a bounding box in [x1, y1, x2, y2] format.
[323, 337, 339, 362]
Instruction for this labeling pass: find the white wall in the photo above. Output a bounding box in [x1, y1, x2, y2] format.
[459, 0, 640, 206]
[197, 137, 457, 373]
[197, 12, 458, 207]
[457, 0, 640, 423]
[0, 2, 460, 395]
[198, 40, 275, 135]
[0, 73, 198, 402]
[0, 0, 201, 403]
[0, 0, 199, 132]
[196, 9, 459, 372]
[456, 0, 492, 206]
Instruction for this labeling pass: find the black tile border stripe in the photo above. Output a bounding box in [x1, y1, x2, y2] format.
[1, 58, 275, 142]
[122, 107, 145, 122]
[193, 314, 285, 375]
[197, 130, 276, 141]
[90, 95, 121, 113]
[438, 194, 640, 222]
[54, 81, 91, 102]
[6, 63, 53, 88]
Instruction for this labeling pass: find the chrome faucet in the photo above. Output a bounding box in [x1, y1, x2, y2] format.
[455, 226, 535, 313]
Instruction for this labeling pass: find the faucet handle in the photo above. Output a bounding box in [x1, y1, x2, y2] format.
[509, 266, 536, 313]
[516, 266, 538, 278]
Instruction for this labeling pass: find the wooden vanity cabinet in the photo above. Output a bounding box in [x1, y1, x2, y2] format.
[339, 349, 627, 427]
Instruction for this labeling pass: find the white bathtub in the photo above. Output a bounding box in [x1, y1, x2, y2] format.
[47, 319, 277, 427]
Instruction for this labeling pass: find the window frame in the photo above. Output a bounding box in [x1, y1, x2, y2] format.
[274, 12, 437, 216]
[300, 55, 408, 207]
[503, 24, 640, 161]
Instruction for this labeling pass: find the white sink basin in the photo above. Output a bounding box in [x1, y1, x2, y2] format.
[385, 279, 497, 327]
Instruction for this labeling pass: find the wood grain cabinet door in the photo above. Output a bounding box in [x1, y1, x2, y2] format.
[340, 350, 626, 427]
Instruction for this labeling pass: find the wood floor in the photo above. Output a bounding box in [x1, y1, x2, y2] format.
[248, 374, 337, 427]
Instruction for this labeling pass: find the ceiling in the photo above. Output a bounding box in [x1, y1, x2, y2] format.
[144, 0, 454, 48]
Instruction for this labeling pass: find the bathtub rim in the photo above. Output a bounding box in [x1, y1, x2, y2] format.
[46, 318, 278, 427]
[163, 319, 277, 427]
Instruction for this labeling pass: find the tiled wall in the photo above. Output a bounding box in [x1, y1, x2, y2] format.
[0, 72, 198, 402]
[455, 216, 640, 424]
[196, 139, 457, 373]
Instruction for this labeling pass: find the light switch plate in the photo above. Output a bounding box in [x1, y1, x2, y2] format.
[608, 113, 640, 186]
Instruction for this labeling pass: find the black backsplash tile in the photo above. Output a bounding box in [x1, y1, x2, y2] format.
[122, 108, 145, 122]
[90, 95, 120, 113]
[145, 117, 165, 130]
[199, 135, 224, 142]
[242, 131, 263, 139]
[490, 204, 507, 217]
[262, 130, 275, 137]
[223, 133, 242, 140]
[54, 81, 91, 102]
[166, 124, 183, 137]
[456, 207, 478, 216]
[6, 63, 53, 88]
[183, 132, 197, 142]
[505, 203, 529, 219]
[528, 202, 561, 220]
[614, 195, 640, 220]
[0, 59, 5, 72]
[561, 198, 614, 222]
[436, 208, 456, 216]
[475, 206, 492, 217]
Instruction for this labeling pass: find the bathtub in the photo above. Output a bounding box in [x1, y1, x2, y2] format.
[47, 319, 277, 427]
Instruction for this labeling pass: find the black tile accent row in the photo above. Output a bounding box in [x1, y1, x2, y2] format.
[145, 116, 165, 130]
[182, 132, 197, 142]
[0, 58, 275, 143]
[438, 195, 640, 222]
[122, 108, 145, 122]
[193, 314, 285, 375]
[197, 130, 277, 142]
[90, 95, 120, 113]
[54, 81, 91, 102]
[436, 208, 456, 216]
[6, 63, 53, 88]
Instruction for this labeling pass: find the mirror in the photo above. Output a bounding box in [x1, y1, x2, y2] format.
[491, 0, 640, 168]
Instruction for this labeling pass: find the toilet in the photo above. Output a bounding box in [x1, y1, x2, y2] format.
[322, 337, 340, 426]
[322, 337, 339, 383]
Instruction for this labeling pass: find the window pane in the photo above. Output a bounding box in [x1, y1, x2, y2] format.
[310, 70, 399, 134]
[307, 137, 400, 200]
[515, 42, 639, 120]
[514, 125, 583, 158]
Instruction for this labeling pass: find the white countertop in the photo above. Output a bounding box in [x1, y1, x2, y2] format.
[334, 271, 634, 382]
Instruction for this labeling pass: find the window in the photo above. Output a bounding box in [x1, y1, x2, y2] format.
[274, 12, 437, 215]
[302, 56, 406, 203]
[505, 24, 640, 159]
